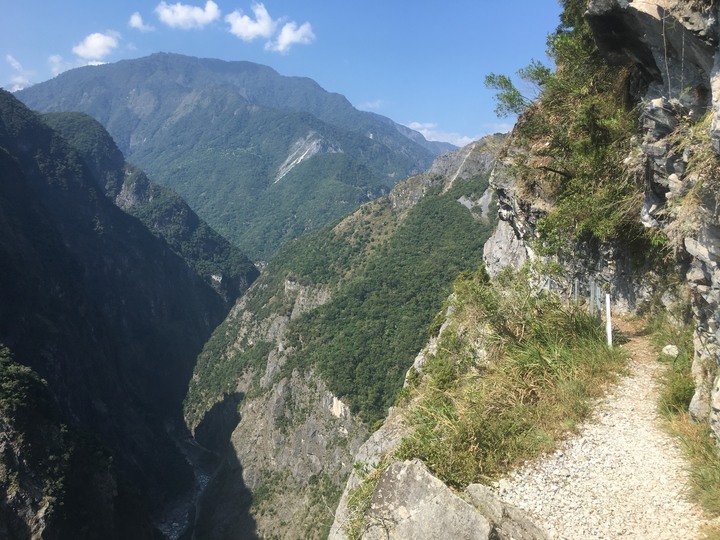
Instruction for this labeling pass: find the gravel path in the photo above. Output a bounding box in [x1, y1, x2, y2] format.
[494, 322, 709, 539]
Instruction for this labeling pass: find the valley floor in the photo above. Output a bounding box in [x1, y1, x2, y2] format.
[494, 320, 710, 539]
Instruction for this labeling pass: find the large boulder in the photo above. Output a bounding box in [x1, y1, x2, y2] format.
[361, 460, 494, 540]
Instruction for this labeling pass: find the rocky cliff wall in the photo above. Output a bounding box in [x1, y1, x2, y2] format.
[188, 278, 369, 539]
[483, 0, 720, 437]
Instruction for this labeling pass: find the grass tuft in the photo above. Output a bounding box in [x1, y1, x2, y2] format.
[396, 266, 627, 488]
[651, 312, 720, 537]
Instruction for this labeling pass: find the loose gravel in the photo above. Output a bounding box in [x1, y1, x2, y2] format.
[494, 324, 709, 539]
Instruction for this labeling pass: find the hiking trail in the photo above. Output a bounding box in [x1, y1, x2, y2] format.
[494, 319, 711, 539]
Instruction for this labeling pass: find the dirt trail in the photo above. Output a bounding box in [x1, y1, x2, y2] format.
[495, 319, 710, 539]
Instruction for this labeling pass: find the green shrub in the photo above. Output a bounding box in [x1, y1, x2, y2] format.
[487, 0, 648, 254]
[651, 315, 695, 417]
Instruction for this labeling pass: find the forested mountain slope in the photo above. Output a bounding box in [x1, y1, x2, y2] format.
[17, 53, 452, 260]
[41, 111, 258, 305]
[181, 135, 503, 539]
[0, 89, 238, 537]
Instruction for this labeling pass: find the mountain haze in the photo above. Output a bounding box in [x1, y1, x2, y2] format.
[17, 53, 452, 260]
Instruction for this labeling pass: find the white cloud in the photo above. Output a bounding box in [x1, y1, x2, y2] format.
[129, 12, 155, 32]
[155, 0, 220, 29]
[358, 99, 384, 111]
[6, 54, 23, 72]
[225, 2, 276, 41]
[48, 54, 69, 76]
[8, 74, 30, 92]
[5, 54, 33, 91]
[265, 21, 315, 53]
[72, 32, 120, 61]
[407, 121, 476, 147]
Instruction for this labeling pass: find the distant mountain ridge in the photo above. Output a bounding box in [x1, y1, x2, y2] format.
[17, 53, 454, 259]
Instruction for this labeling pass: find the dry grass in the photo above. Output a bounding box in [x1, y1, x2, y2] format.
[396, 267, 628, 487]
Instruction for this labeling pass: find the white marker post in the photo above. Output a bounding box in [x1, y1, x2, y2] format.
[605, 293, 612, 347]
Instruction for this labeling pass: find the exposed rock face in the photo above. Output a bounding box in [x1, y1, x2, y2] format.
[464, 484, 548, 540]
[188, 274, 369, 539]
[483, 0, 720, 437]
[328, 406, 411, 539]
[275, 131, 343, 183]
[586, 0, 720, 437]
[586, 0, 717, 113]
[334, 460, 545, 540]
[483, 218, 529, 277]
[389, 135, 505, 212]
[361, 460, 494, 540]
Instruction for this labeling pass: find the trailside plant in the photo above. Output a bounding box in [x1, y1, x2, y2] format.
[396, 266, 627, 487]
[651, 313, 720, 538]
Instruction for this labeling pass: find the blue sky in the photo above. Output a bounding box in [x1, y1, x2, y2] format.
[2, 1, 562, 146]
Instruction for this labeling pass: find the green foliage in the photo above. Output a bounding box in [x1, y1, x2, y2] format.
[396, 267, 627, 487]
[650, 315, 695, 417]
[18, 53, 440, 260]
[185, 170, 496, 429]
[0, 345, 51, 424]
[484, 73, 532, 118]
[489, 0, 648, 253]
[40, 111, 258, 304]
[286, 174, 495, 424]
[651, 312, 720, 534]
[485, 59, 551, 117]
[666, 416, 720, 537]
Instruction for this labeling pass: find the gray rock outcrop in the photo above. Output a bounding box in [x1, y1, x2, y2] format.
[483, 0, 720, 438]
[341, 460, 545, 540]
[361, 460, 494, 540]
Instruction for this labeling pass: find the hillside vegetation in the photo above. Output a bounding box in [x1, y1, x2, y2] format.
[40, 111, 259, 305]
[185, 137, 502, 430]
[17, 53, 449, 259]
[397, 265, 626, 486]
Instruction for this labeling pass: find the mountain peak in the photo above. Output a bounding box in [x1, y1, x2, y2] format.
[17, 53, 444, 259]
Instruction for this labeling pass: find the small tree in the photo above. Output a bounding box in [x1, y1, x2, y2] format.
[485, 59, 552, 117]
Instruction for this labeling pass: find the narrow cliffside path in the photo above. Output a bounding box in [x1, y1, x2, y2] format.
[495, 319, 710, 539]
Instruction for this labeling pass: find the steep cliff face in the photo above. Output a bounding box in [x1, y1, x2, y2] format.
[0, 347, 159, 540]
[184, 136, 503, 538]
[483, 0, 720, 437]
[187, 280, 369, 539]
[0, 89, 233, 536]
[40, 111, 259, 306]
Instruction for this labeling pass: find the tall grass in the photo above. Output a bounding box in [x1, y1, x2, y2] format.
[652, 314, 720, 538]
[396, 267, 627, 487]
[651, 314, 695, 418]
